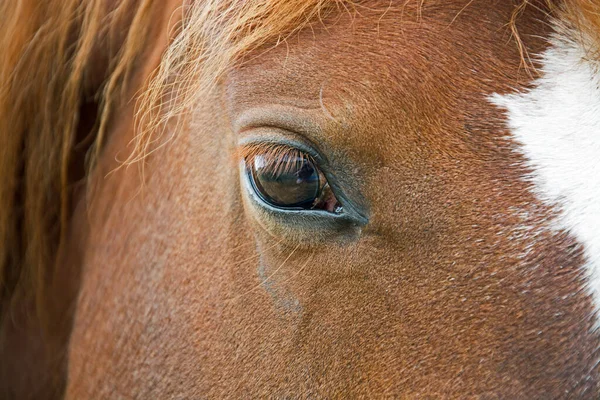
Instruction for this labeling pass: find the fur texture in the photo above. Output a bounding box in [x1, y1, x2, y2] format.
[1, 0, 600, 398]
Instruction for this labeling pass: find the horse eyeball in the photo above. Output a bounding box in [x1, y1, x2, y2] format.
[248, 153, 321, 208]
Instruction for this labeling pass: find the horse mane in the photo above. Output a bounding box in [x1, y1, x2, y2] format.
[0, 0, 159, 325]
[0, 0, 599, 359]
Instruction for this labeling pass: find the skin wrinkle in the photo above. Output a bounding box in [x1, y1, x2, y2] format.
[2, 0, 600, 398]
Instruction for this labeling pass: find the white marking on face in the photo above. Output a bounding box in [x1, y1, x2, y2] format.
[491, 30, 600, 326]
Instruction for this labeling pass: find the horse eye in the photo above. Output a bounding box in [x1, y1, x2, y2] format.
[246, 149, 342, 212]
[248, 153, 321, 208]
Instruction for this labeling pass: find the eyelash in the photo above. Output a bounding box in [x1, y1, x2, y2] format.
[238, 143, 313, 176]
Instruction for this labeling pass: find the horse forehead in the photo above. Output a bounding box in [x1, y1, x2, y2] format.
[230, 3, 543, 87]
[227, 6, 493, 107]
[226, 3, 547, 162]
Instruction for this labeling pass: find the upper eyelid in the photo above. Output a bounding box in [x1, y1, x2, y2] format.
[237, 130, 329, 167]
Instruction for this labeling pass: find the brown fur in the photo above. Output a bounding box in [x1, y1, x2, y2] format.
[2, 0, 600, 398]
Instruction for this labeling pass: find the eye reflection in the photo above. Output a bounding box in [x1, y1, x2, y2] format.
[250, 153, 320, 207]
[244, 144, 342, 213]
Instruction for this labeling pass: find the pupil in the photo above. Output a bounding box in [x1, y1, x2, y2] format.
[250, 154, 320, 208]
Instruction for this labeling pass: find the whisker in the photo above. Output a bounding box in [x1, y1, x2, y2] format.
[277, 250, 314, 287]
[225, 242, 301, 302]
[227, 235, 287, 268]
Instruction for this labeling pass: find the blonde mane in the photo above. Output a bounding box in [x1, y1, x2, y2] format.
[133, 0, 356, 164]
[0, 0, 599, 346]
[567, 0, 600, 48]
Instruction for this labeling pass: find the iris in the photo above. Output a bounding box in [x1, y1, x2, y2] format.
[248, 153, 321, 208]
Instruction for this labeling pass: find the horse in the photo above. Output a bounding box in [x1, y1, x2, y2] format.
[1, 0, 600, 398]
